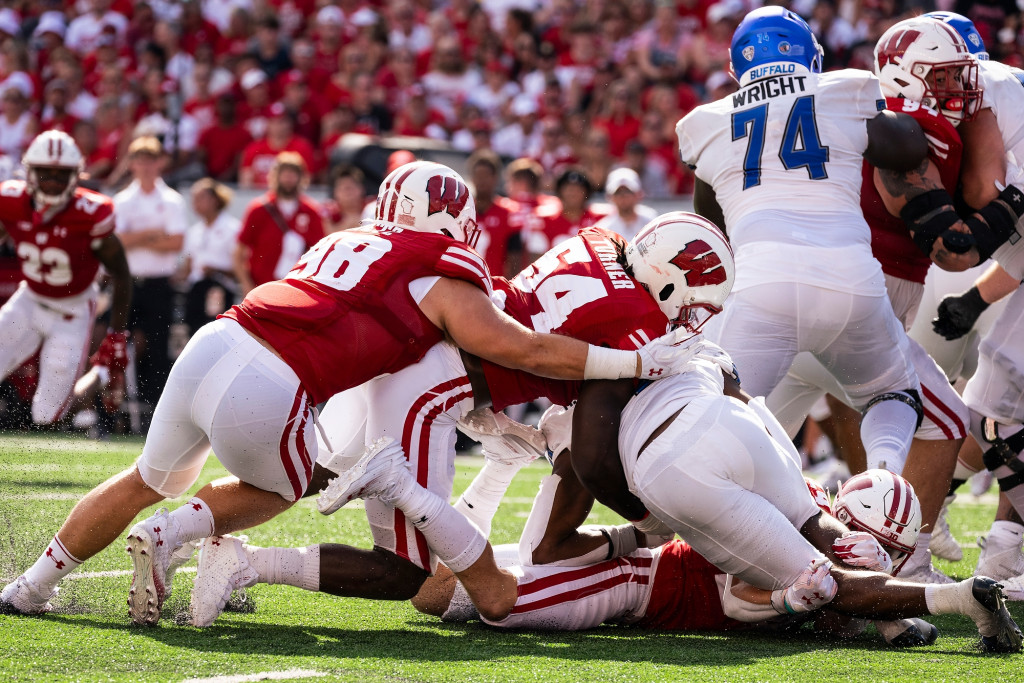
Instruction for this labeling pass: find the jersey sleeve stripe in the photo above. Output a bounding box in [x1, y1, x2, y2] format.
[89, 214, 115, 236]
[439, 253, 492, 294]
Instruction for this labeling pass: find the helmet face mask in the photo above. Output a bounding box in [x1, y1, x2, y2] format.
[729, 6, 824, 87]
[373, 160, 479, 248]
[874, 18, 983, 126]
[22, 130, 84, 207]
[625, 212, 735, 334]
[833, 469, 922, 575]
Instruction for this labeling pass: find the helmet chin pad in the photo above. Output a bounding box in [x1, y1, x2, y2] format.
[670, 304, 721, 334]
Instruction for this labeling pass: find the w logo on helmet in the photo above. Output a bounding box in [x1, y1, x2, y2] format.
[878, 29, 921, 66]
[426, 175, 469, 218]
[669, 239, 727, 287]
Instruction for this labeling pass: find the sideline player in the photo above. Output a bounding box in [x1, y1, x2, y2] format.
[185, 211, 711, 627]
[0, 161, 695, 624]
[0, 130, 131, 426]
[681, 6, 931, 473]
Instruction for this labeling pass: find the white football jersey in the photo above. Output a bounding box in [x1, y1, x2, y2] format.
[677, 69, 884, 250]
[978, 60, 1024, 280]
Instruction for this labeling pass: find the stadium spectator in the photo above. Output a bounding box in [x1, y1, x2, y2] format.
[286, 37, 331, 93]
[133, 72, 202, 185]
[531, 116, 577, 186]
[278, 69, 323, 147]
[422, 34, 482, 125]
[203, 0, 254, 34]
[387, 0, 432, 54]
[65, 0, 129, 56]
[392, 84, 446, 139]
[594, 167, 659, 242]
[197, 94, 252, 182]
[113, 136, 187, 408]
[525, 168, 604, 260]
[634, 0, 691, 83]
[492, 93, 540, 159]
[237, 68, 274, 139]
[467, 149, 522, 278]
[323, 164, 368, 233]
[685, 2, 739, 84]
[592, 80, 641, 160]
[233, 152, 324, 294]
[182, 62, 219, 134]
[467, 59, 520, 120]
[239, 103, 315, 189]
[347, 71, 393, 136]
[153, 20, 194, 86]
[180, 178, 241, 332]
[451, 114, 493, 153]
[252, 15, 292, 80]
[214, 6, 253, 59]
[0, 88, 36, 160]
[0, 40, 35, 101]
[73, 119, 115, 186]
[40, 79, 79, 134]
[179, 1, 221, 57]
[574, 126, 615, 194]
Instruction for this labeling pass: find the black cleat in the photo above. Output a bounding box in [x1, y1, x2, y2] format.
[887, 618, 939, 647]
[973, 577, 1023, 653]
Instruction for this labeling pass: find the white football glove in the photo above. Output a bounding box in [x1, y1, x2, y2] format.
[770, 558, 838, 614]
[457, 407, 546, 466]
[832, 530, 893, 574]
[998, 150, 1024, 192]
[631, 511, 675, 538]
[538, 403, 574, 461]
[635, 328, 708, 379]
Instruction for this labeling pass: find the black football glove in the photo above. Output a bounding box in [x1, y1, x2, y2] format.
[932, 286, 989, 341]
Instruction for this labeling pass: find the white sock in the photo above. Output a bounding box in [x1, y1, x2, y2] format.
[453, 460, 520, 537]
[925, 579, 995, 636]
[23, 536, 81, 590]
[166, 497, 215, 544]
[953, 460, 978, 481]
[247, 545, 320, 591]
[861, 397, 917, 471]
[394, 481, 487, 573]
[988, 521, 1024, 547]
[902, 532, 932, 573]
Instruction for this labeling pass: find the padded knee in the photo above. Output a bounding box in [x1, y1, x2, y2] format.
[978, 418, 1024, 492]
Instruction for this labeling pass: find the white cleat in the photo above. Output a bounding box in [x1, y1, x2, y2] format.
[929, 496, 963, 562]
[975, 535, 1024, 585]
[189, 535, 259, 628]
[317, 437, 409, 515]
[126, 509, 179, 626]
[900, 562, 956, 584]
[0, 576, 57, 615]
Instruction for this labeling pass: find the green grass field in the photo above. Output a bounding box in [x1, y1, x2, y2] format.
[1, 433, 1021, 682]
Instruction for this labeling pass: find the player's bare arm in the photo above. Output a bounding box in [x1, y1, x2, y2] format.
[91, 233, 132, 332]
[957, 108, 1006, 209]
[693, 178, 727, 235]
[570, 378, 649, 521]
[232, 242, 255, 294]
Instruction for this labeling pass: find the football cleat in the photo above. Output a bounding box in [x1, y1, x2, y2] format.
[975, 535, 1024, 584]
[101, 367, 125, 414]
[881, 618, 940, 647]
[126, 509, 179, 626]
[189, 535, 259, 628]
[900, 546, 956, 585]
[0, 576, 57, 615]
[930, 497, 963, 562]
[972, 577, 1023, 653]
[317, 437, 410, 515]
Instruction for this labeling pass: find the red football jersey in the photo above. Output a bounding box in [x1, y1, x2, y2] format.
[635, 540, 740, 632]
[222, 226, 492, 404]
[525, 204, 607, 256]
[481, 227, 669, 411]
[862, 98, 963, 284]
[0, 181, 115, 298]
[475, 196, 520, 276]
[238, 194, 326, 287]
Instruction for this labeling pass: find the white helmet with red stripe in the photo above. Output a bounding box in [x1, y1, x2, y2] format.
[833, 469, 922, 575]
[22, 130, 84, 207]
[624, 211, 735, 334]
[874, 17, 982, 126]
[373, 160, 479, 248]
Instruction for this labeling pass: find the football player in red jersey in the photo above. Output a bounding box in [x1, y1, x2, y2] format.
[1, 161, 698, 624]
[0, 130, 131, 425]
[183, 212, 724, 627]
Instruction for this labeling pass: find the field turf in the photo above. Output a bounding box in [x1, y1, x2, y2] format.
[1, 433, 1021, 682]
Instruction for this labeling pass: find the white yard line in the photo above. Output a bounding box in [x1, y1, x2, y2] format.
[182, 669, 326, 683]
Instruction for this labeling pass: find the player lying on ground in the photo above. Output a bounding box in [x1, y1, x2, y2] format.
[182, 211, 726, 626]
[0, 161, 697, 624]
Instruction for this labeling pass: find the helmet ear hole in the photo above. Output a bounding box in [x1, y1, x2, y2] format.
[658, 283, 674, 301]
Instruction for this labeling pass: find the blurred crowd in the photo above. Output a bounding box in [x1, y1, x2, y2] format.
[2, 0, 1024, 433]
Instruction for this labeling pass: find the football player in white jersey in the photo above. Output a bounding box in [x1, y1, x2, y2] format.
[679, 6, 941, 477]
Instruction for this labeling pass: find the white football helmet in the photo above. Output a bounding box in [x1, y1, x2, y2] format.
[833, 469, 922, 575]
[874, 17, 982, 126]
[373, 160, 479, 248]
[22, 130, 84, 207]
[624, 211, 735, 334]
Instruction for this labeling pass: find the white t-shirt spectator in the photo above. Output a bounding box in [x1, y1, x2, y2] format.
[201, 0, 254, 32]
[182, 212, 241, 283]
[422, 69, 483, 124]
[0, 72, 34, 99]
[388, 25, 433, 54]
[594, 204, 659, 243]
[65, 11, 129, 55]
[114, 178, 188, 278]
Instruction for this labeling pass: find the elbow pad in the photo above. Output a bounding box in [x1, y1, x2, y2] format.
[899, 190, 975, 256]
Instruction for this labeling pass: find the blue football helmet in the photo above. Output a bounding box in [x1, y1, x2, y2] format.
[730, 6, 823, 86]
[925, 11, 989, 60]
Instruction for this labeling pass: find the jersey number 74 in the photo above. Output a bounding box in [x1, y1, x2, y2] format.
[731, 95, 830, 190]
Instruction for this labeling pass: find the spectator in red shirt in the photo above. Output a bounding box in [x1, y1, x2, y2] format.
[287, 37, 331, 94]
[40, 79, 79, 134]
[183, 62, 219, 135]
[575, 126, 614, 194]
[239, 102, 316, 189]
[198, 94, 253, 182]
[468, 149, 522, 278]
[73, 118, 115, 185]
[180, 1, 221, 56]
[531, 116, 577, 187]
[592, 79, 641, 160]
[214, 7, 253, 60]
[278, 69, 324, 146]
[311, 5, 344, 75]
[237, 68, 274, 140]
[525, 167, 605, 260]
[392, 84, 446, 139]
[233, 152, 325, 294]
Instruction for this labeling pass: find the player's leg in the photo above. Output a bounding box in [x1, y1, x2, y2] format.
[31, 299, 95, 424]
[0, 285, 45, 388]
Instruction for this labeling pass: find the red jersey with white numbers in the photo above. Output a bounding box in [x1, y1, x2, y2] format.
[221, 226, 491, 404]
[862, 98, 962, 284]
[481, 226, 669, 411]
[0, 181, 115, 298]
[636, 540, 740, 632]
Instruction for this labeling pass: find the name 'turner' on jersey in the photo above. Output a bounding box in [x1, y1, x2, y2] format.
[732, 75, 808, 108]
